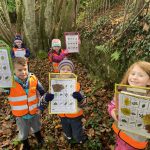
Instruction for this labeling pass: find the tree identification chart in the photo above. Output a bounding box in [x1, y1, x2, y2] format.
[64, 32, 80, 53]
[0, 48, 13, 88]
[49, 73, 77, 114]
[115, 84, 150, 138]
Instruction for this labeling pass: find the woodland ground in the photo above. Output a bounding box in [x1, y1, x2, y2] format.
[0, 56, 115, 150]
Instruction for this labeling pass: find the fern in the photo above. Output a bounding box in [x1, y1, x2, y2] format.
[111, 50, 121, 61]
[95, 45, 109, 54]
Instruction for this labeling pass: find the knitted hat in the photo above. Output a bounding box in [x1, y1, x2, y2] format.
[52, 39, 61, 47]
[14, 35, 22, 42]
[58, 59, 74, 71]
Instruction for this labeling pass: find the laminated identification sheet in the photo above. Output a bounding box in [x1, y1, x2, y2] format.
[14, 49, 25, 58]
[49, 73, 77, 114]
[64, 32, 79, 53]
[0, 48, 13, 87]
[115, 84, 150, 138]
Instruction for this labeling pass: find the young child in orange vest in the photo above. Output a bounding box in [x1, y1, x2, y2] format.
[57, 59, 88, 145]
[0, 57, 53, 150]
[108, 61, 150, 150]
[11, 35, 30, 60]
[48, 39, 68, 72]
[40, 59, 88, 145]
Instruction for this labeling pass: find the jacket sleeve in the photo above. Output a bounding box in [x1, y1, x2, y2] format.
[36, 81, 50, 111]
[76, 83, 87, 107]
[52, 51, 67, 63]
[48, 51, 53, 62]
[37, 81, 45, 96]
[25, 48, 30, 58]
[77, 91, 87, 108]
[10, 49, 15, 58]
[108, 100, 116, 117]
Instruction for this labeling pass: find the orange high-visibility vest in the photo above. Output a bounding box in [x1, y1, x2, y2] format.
[59, 83, 83, 118]
[52, 62, 59, 73]
[112, 122, 148, 149]
[8, 74, 39, 117]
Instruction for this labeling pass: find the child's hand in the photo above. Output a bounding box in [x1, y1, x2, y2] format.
[72, 92, 83, 102]
[64, 50, 68, 55]
[111, 108, 118, 121]
[45, 93, 54, 102]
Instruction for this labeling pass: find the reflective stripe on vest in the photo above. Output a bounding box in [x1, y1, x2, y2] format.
[112, 123, 148, 149]
[9, 95, 27, 102]
[59, 82, 83, 118]
[8, 74, 39, 117]
[11, 105, 28, 110]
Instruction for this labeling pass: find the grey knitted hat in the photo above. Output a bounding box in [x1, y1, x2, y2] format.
[58, 59, 74, 71]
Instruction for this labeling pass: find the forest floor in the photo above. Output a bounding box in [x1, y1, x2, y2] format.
[0, 56, 115, 150]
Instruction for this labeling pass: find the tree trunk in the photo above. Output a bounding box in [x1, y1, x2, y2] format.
[22, 0, 38, 55]
[0, 0, 14, 45]
[0, 0, 79, 53]
[15, 0, 23, 34]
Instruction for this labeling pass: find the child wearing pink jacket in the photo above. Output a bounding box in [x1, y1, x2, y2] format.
[108, 61, 150, 150]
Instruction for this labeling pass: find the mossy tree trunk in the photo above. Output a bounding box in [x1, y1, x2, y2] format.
[0, 0, 14, 45]
[15, 0, 22, 34]
[0, 0, 79, 54]
[22, 0, 38, 56]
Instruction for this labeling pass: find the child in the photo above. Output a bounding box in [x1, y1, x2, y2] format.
[48, 39, 68, 72]
[108, 61, 150, 150]
[58, 59, 87, 145]
[11, 35, 30, 60]
[0, 57, 53, 150]
[40, 59, 88, 145]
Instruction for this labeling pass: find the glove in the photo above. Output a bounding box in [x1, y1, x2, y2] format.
[72, 92, 83, 102]
[24, 53, 29, 57]
[45, 93, 54, 102]
[64, 50, 68, 55]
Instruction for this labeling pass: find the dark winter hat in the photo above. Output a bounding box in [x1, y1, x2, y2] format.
[58, 59, 74, 71]
[14, 35, 22, 42]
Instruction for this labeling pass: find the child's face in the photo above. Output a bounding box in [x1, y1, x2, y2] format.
[14, 64, 28, 81]
[60, 65, 72, 73]
[128, 65, 150, 87]
[15, 40, 22, 48]
[53, 46, 60, 52]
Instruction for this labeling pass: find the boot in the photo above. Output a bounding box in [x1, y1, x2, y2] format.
[34, 131, 44, 148]
[22, 139, 30, 150]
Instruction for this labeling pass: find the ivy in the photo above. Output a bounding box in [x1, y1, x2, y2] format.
[7, 0, 16, 13]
